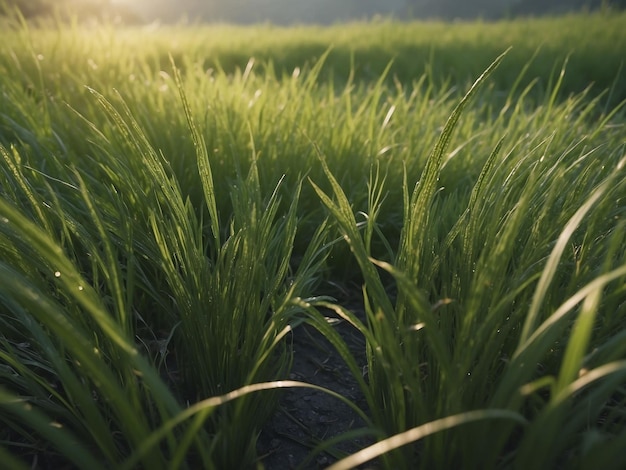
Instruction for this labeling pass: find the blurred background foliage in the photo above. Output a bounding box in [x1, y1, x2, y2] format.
[1, 0, 625, 24]
[0, 0, 140, 23]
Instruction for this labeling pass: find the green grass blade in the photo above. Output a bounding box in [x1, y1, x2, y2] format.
[517, 361, 626, 469]
[370, 258, 453, 380]
[0, 387, 105, 470]
[74, 170, 130, 333]
[554, 285, 602, 394]
[397, 48, 509, 281]
[121, 380, 366, 470]
[519, 177, 613, 346]
[492, 263, 626, 409]
[580, 431, 626, 470]
[309, 151, 395, 317]
[327, 409, 526, 470]
[171, 56, 221, 248]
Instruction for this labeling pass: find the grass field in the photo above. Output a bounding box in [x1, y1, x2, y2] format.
[1, 9, 625, 469]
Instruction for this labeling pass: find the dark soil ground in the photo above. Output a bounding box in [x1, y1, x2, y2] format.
[257, 301, 377, 470]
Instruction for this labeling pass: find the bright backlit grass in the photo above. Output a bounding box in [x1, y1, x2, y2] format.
[1, 10, 625, 469]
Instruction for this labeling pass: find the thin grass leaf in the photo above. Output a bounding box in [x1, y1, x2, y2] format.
[0, 284, 120, 461]
[309, 151, 395, 318]
[492, 263, 626, 409]
[370, 258, 453, 380]
[0, 387, 105, 470]
[555, 285, 603, 393]
[544, 54, 569, 120]
[0, 444, 30, 470]
[296, 300, 375, 420]
[327, 409, 527, 470]
[171, 56, 221, 248]
[121, 380, 367, 470]
[297, 427, 382, 470]
[517, 361, 626, 469]
[0, 144, 52, 233]
[74, 170, 130, 333]
[0, 197, 183, 465]
[397, 49, 510, 281]
[580, 430, 626, 470]
[519, 177, 615, 345]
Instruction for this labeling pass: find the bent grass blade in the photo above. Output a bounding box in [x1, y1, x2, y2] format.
[327, 409, 527, 470]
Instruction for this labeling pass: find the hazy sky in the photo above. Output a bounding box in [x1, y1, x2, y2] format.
[111, 0, 416, 24]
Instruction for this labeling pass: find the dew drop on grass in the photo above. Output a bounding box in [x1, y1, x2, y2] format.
[78, 285, 84, 291]
[0, 217, 8, 223]
[54, 271, 61, 278]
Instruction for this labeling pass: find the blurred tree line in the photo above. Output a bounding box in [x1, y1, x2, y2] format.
[404, 0, 625, 18]
[510, 0, 626, 15]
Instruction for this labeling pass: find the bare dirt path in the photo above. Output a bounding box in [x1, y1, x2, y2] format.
[257, 303, 375, 469]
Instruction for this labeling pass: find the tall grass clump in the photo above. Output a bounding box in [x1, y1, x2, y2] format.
[307, 51, 626, 468]
[0, 26, 329, 468]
